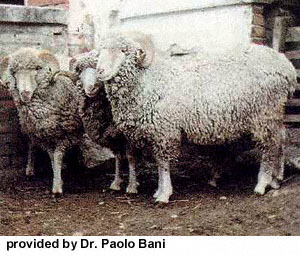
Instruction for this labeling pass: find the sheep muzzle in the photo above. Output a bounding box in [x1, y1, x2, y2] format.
[85, 85, 99, 98]
[20, 90, 33, 103]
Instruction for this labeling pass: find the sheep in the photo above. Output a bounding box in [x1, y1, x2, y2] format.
[0, 48, 86, 196]
[70, 51, 139, 193]
[91, 31, 297, 203]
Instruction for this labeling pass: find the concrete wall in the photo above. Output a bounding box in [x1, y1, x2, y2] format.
[67, 0, 272, 54]
[119, 0, 272, 54]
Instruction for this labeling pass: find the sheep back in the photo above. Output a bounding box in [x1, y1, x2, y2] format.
[104, 42, 296, 160]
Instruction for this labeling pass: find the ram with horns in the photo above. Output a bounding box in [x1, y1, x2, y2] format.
[0, 48, 88, 196]
[92, 31, 297, 203]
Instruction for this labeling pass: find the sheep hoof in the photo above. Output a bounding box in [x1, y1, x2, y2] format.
[155, 193, 171, 204]
[276, 174, 284, 181]
[26, 168, 35, 177]
[270, 179, 280, 190]
[126, 184, 138, 194]
[153, 189, 161, 198]
[109, 181, 122, 191]
[208, 180, 217, 188]
[254, 185, 266, 195]
[26, 175, 34, 181]
[52, 183, 63, 196]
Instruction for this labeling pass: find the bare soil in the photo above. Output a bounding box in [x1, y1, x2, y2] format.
[1, 155, 300, 236]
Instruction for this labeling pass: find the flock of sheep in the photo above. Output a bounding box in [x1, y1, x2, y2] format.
[0, 29, 298, 203]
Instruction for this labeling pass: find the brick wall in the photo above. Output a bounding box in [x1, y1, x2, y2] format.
[0, 89, 26, 171]
[26, 0, 69, 9]
[251, 2, 300, 47]
[251, 5, 267, 45]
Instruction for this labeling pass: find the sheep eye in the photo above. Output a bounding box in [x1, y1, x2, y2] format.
[36, 66, 42, 71]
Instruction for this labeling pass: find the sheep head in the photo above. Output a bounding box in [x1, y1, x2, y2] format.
[71, 50, 101, 98]
[2, 48, 60, 103]
[96, 31, 155, 85]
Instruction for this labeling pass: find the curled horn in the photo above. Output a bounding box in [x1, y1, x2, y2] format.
[123, 31, 155, 68]
[50, 71, 79, 85]
[37, 50, 60, 73]
[69, 57, 77, 72]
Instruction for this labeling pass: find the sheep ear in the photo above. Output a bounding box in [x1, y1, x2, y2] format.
[37, 50, 60, 73]
[0, 56, 10, 89]
[124, 31, 155, 68]
[136, 49, 147, 67]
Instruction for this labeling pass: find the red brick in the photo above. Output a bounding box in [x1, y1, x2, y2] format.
[0, 88, 12, 100]
[27, 0, 69, 6]
[285, 50, 300, 60]
[0, 109, 17, 120]
[0, 156, 11, 170]
[0, 133, 24, 144]
[252, 38, 267, 45]
[0, 100, 16, 110]
[253, 5, 264, 15]
[0, 142, 26, 156]
[252, 13, 265, 27]
[251, 25, 266, 38]
[10, 156, 26, 169]
[0, 121, 20, 134]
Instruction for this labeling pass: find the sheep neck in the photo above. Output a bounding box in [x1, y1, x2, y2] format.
[104, 59, 142, 127]
[10, 74, 60, 138]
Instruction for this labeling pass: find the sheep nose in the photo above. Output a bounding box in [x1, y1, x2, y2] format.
[85, 85, 98, 97]
[21, 90, 32, 102]
[87, 85, 97, 93]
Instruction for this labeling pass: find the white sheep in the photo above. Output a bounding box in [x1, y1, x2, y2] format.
[90, 31, 296, 203]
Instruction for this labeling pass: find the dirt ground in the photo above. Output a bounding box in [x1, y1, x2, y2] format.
[1, 153, 300, 236]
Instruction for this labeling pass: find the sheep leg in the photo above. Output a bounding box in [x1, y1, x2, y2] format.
[269, 143, 285, 190]
[48, 148, 64, 195]
[126, 152, 139, 194]
[254, 145, 281, 195]
[208, 171, 221, 188]
[154, 160, 173, 203]
[26, 142, 35, 177]
[153, 172, 163, 198]
[276, 129, 286, 181]
[110, 154, 123, 191]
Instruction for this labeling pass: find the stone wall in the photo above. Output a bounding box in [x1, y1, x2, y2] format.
[0, 5, 69, 67]
[0, 5, 68, 183]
